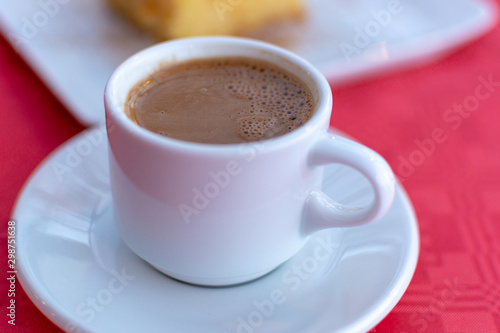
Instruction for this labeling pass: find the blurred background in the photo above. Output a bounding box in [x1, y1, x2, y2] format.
[1, 0, 500, 331]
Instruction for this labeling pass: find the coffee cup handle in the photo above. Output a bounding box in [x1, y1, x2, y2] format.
[303, 132, 396, 234]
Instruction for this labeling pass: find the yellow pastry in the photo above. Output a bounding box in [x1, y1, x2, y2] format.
[107, 0, 304, 39]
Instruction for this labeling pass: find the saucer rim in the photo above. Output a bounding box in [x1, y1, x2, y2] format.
[11, 128, 420, 333]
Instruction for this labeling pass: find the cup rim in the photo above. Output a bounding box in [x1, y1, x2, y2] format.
[105, 36, 333, 155]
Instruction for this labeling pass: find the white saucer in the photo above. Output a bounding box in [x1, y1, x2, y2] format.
[12, 127, 419, 333]
[0, 0, 496, 125]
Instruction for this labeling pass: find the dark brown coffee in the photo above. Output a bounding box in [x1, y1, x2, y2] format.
[125, 57, 315, 144]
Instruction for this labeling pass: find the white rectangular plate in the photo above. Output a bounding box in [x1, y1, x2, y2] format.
[0, 0, 497, 126]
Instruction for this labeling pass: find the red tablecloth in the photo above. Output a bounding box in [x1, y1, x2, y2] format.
[1, 4, 500, 332]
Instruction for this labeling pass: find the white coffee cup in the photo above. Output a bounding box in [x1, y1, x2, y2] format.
[105, 37, 396, 286]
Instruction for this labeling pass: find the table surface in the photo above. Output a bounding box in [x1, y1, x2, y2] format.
[1, 3, 500, 332]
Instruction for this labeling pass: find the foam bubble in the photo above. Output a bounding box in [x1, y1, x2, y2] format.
[236, 116, 285, 140]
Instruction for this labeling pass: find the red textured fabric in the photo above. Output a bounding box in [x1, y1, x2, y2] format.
[1, 3, 500, 331]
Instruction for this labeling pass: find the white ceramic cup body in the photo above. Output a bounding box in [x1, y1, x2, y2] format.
[105, 37, 396, 286]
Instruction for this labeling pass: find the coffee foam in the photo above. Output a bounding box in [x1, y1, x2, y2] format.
[126, 57, 314, 144]
[205, 58, 314, 141]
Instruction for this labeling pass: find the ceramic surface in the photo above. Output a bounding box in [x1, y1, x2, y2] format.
[105, 37, 396, 286]
[12, 128, 419, 332]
